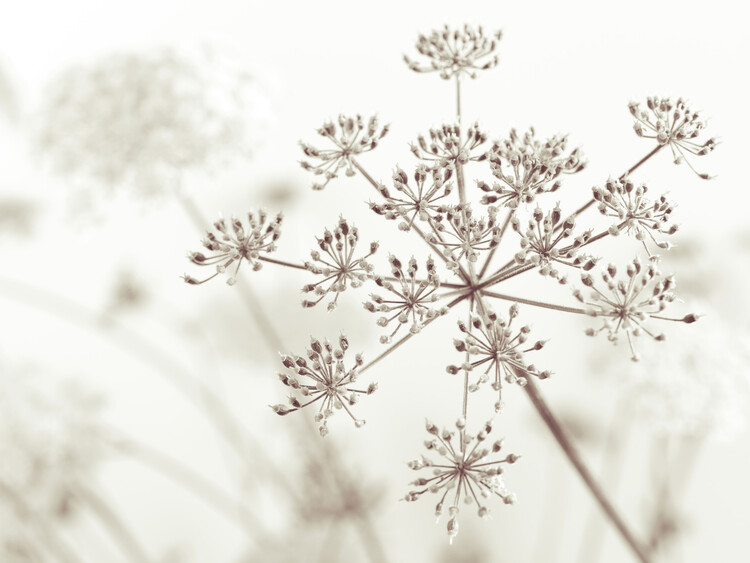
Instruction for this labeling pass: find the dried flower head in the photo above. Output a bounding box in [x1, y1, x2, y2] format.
[184, 211, 282, 285]
[369, 163, 454, 230]
[0, 372, 105, 534]
[510, 203, 598, 278]
[593, 178, 678, 254]
[574, 259, 697, 360]
[448, 306, 551, 412]
[431, 204, 501, 269]
[302, 217, 378, 311]
[271, 335, 375, 436]
[480, 128, 585, 208]
[629, 96, 717, 179]
[404, 24, 502, 79]
[404, 418, 518, 543]
[300, 114, 390, 190]
[364, 255, 446, 343]
[36, 44, 269, 195]
[410, 122, 489, 166]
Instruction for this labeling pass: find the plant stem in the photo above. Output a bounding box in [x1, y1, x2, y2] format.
[521, 376, 652, 563]
[481, 289, 587, 315]
[576, 398, 632, 563]
[110, 436, 266, 538]
[0, 480, 83, 563]
[0, 275, 302, 508]
[359, 292, 470, 375]
[76, 486, 153, 563]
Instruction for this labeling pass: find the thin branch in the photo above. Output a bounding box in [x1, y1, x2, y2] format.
[0, 480, 83, 563]
[481, 289, 587, 315]
[75, 486, 153, 563]
[521, 376, 652, 563]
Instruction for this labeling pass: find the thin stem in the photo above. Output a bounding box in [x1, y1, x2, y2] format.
[0, 480, 83, 563]
[576, 398, 632, 563]
[359, 292, 471, 375]
[455, 74, 462, 126]
[76, 486, 152, 563]
[110, 436, 266, 538]
[478, 211, 514, 279]
[521, 376, 652, 563]
[0, 275, 302, 507]
[258, 255, 309, 271]
[481, 289, 587, 315]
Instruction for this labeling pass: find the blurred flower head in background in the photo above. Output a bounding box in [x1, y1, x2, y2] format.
[0, 364, 106, 556]
[34, 43, 272, 198]
[625, 317, 750, 440]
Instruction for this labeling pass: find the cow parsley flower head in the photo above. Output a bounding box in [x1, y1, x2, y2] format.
[624, 318, 750, 440]
[410, 122, 489, 166]
[574, 259, 698, 361]
[629, 96, 717, 179]
[300, 114, 390, 190]
[0, 371, 105, 540]
[302, 217, 378, 311]
[364, 255, 446, 343]
[271, 335, 376, 436]
[593, 178, 678, 254]
[184, 211, 283, 286]
[404, 24, 503, 80]
[404, 418, 518, 543]
[448, 306, 551, 412]
[36, 43, 270, 196]
[369, 163, 454, 230]
[480, 128, 585, 208]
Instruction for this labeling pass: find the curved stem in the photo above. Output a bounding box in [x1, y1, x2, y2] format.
[0, 275, 302, 508]
[521, 376, 652, 563]
[0, 480, 83, 563]
[76, 486, 152, 563]
[110, 436, 266, 538]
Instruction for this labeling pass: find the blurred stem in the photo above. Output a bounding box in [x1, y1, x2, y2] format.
[521, 376, 652, 563]
[576, 398, 632, 563]
[75, 486, 152, 563]
[0, 480, 83, 563]
[0, 276, 301, 508]
[110, 436, 266, 539]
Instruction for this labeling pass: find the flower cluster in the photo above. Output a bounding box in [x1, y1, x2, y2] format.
[364, 255, 446, 343]
[448, 306, 551, 412]
[510, 203, 598, 278]
[629, 96, 716, 179]
[184, 211, 282, 285]
[403, 24, 503, 79]
[409, 122, 489, 166]
[593, 178, 678, 254]
[574, 259, 697, 360]
[404, 418, 518, 543]
[302, 217, 378, 311]
[431, 204, 501, 268]
[480, 128, 585, 208]
[271, 335, 376, 436]
[369, 163, 454, 230]
[36, 44, 269, 195]
[300, 114, 389, 190]
[184, 23, 713, 547]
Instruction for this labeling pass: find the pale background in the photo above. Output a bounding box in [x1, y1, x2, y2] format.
[1, 1, 749, 562]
